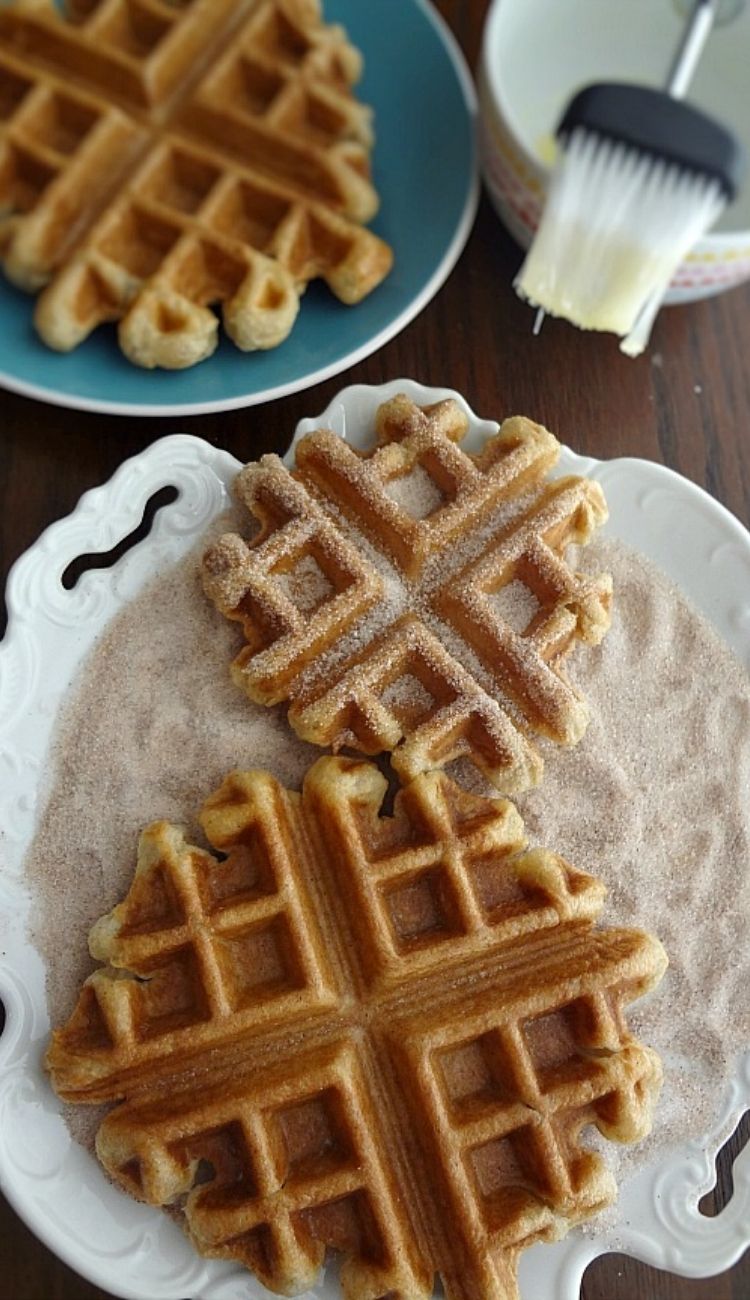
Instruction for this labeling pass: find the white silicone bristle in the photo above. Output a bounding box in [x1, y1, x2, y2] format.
[514, 126, 726, 356]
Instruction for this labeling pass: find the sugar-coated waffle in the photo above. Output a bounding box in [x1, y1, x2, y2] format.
[203, 395, 612, 794]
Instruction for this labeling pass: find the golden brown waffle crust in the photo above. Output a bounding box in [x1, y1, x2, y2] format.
[0, 0, 393, 368]
[203, 395, 612, 794]
[47, 756, 666, 1300]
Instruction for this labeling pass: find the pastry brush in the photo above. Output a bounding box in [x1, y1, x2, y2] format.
[514, 0, 745, 356]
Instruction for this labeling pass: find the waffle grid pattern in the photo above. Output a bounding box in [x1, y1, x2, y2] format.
[203, 461, 384, 704]
[422, 987, 658, 1240]
[0, 0, 392, 367]
[303, 758, 605, 987]
[203, 396, 613, 793]
[97, 1041, 430, 1297]
[48, 757, 666, 1300]
[55, 777, 338, 1093]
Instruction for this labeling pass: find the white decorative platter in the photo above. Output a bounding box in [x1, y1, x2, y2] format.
[0, 379, 749, 1299]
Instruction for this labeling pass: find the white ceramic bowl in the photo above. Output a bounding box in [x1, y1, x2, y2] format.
[479, 0, 750, 302]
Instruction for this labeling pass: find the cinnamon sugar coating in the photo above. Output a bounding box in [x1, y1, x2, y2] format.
[203, 396, 612, 793]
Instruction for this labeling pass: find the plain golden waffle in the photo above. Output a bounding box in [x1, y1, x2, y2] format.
[48, 756, 666, 1300]
[203, 395, 612, 794]
[0, 0, 392, 368]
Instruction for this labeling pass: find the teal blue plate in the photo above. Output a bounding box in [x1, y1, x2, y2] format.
[0, 0, 478, 416]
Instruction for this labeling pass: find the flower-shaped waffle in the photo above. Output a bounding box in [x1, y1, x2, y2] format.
[203, 395, 613, 794]
[47, 756, 666, 1300]
[0, 0, 392, 367]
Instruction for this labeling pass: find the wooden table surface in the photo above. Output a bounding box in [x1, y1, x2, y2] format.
[1, 1, 749, 1297]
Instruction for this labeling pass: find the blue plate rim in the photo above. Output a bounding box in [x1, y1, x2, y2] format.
[0, 0, 480, 418]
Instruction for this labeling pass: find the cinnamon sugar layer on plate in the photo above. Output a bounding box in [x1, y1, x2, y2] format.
[24, 532, 750, 1200]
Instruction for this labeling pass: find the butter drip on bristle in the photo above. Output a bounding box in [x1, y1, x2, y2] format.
[515, 126, 726, 356]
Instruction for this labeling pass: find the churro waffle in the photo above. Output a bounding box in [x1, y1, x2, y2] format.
[48, 756, 666, 1300]
[203, 395, 612, 794]
[0, 0, 392, 368]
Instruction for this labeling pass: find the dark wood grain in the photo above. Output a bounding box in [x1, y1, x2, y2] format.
[0, 0, 748, 1296]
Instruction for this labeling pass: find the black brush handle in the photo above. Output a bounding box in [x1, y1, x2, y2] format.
[558, 83, 744, 199]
